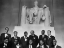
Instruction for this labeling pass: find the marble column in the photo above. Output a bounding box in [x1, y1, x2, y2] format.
[44, 7, 51, 27]
[21, 6, 26, 26]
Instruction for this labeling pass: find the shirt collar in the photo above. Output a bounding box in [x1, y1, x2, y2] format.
[42, 35, 44, 37]
[4, 43, 7, 46]
[24, 36, 27, 39]
[14, 36, 17, 39]
[40, 45, 44, 48]
[29, 44, 32, 45]
[55, 44, 57, 48]
[48, 35, 52, 38]
[32, 34, 35, 36]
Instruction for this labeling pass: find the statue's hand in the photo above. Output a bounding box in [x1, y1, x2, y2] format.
[43, 16, 46, 20]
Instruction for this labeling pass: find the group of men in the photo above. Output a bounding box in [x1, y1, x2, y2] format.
[0, 27, 61, 48]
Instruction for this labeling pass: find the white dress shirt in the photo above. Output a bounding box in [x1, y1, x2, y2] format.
[3, 43, 7, 47]
[16, 44, 20, 48]
[40, 45, 44, 48]
[24, 36, 27, 41]
[5, 33, 8, 37]
[48, 35, 52, 38]
[42, 35, 44, 38]
[29, 45, 32, 48]
[55, 45, 57, 48]
[14, 36, 17, 39]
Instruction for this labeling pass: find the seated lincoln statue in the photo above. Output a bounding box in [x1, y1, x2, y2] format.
[21, 1, 52, 27]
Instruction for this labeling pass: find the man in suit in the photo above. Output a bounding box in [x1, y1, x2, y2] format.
[1, 27, 11, 43]
[53, 39, 61, 48]
[11, 31, 20, 48]
[26, 39, 36, 48]
[39, 30, 48, 48]
[0, 37, 13, 48]
[47, 30, 55, 48]
[20, 31, 29, 48]
[38, 40, 46, 48]
[29, 30, 38, 47]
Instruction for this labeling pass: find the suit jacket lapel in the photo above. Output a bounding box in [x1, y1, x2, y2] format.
[23, 36, 25, 41]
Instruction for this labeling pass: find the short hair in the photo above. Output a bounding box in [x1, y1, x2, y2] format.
[29, 39, 32, 41]
[31, 30, 34, 33]
[53, 39, 57, 43]
[29, 39, 33, 43]
[24, 31, 28, 34]
[47, 30, 51, 33]
[39, 40, 44, 44]
[14, 31, 18, 33]
[41, 30, 45, 33]
[5, 27, 9, 30]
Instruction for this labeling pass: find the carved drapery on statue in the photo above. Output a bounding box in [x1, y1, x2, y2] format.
[21, 1, 52, 27]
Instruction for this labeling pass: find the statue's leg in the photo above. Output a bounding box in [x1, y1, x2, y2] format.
[35, 17, 37, 24]
[37, 11, 41, 24]
[29, 14, 32, 24]
[33, 17, 35, 24]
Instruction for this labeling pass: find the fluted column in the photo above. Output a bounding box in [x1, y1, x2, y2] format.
[21, 6, 26, 26]
[44, 7, 51, 27]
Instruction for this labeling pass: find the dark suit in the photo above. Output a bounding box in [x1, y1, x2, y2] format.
[29, 34, 38, 47]
[1, 33, 11, 43]
[0, 41, 13, 48]
[39, 35, 48, 48]
[47, 35, 55, 48]
[39, 35, 48, 45]
[52, 45, 61, 48]
[11, 36, 20, 46]
[56, 45, 61, 48]
[20, 36, 29, 48]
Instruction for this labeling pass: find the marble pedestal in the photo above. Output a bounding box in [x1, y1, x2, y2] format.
[13, 24, 55, 37]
